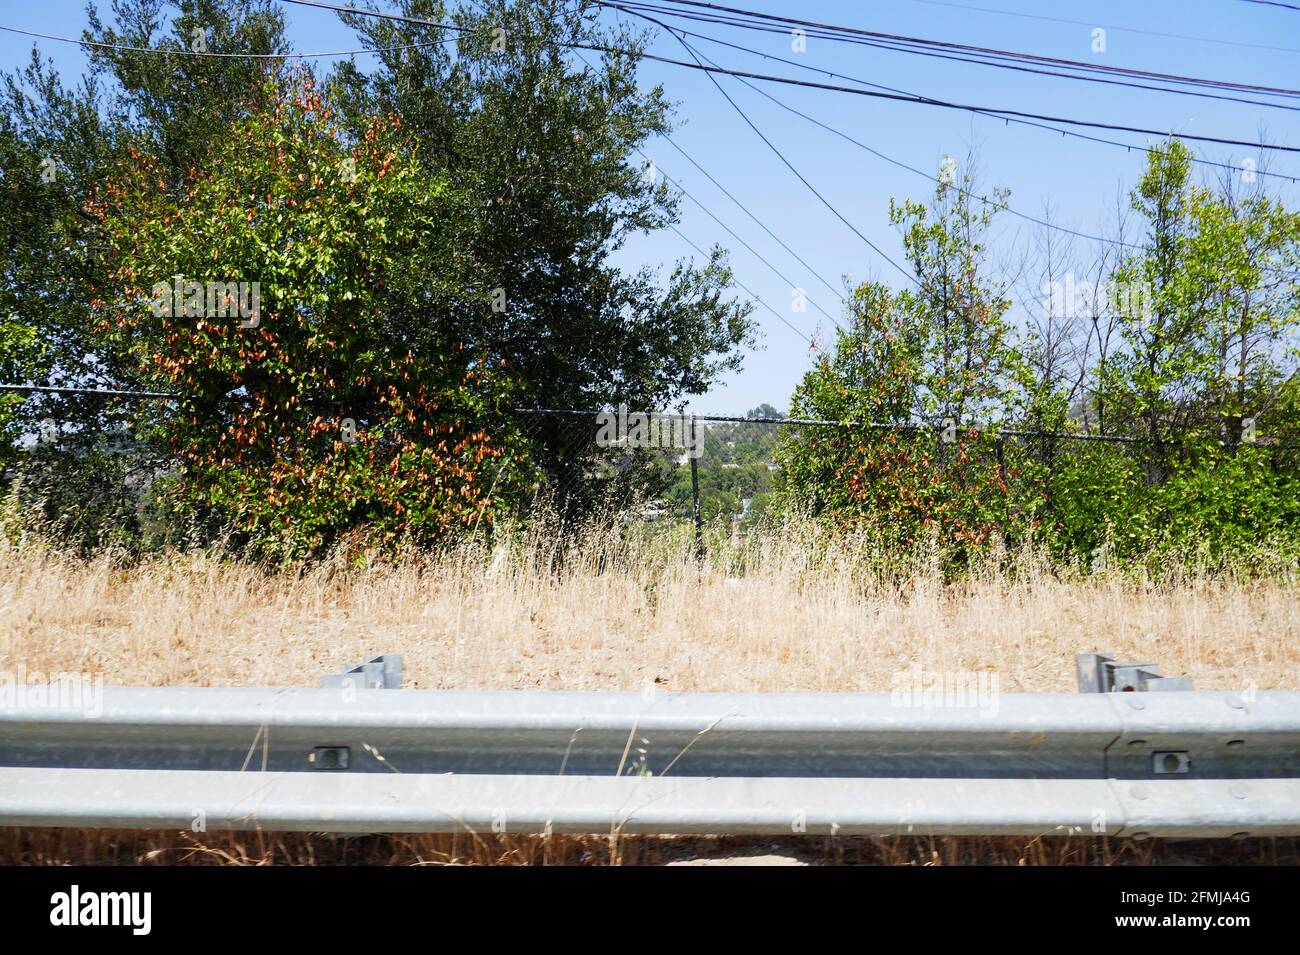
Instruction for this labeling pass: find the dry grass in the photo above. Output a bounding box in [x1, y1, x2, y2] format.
[2, 517, 1298, 865]
[3, 829, 1296, 866]
[2, 518, 1297, 694]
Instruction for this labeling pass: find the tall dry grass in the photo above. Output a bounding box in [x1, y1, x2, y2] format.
[3, 828, 1295, 866]
[2, 513, 1297, 693]
[3, 514, 1298, 865]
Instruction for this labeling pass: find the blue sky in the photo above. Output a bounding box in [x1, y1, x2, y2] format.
[3, 0, 1298, 414]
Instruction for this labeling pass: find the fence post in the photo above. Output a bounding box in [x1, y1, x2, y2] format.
[689, 415, 705, 563]
[994, 433, 1014, 553]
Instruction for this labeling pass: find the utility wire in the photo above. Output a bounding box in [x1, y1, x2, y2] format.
[660, 161, 842, 332]
[611, 0, 1300, 116]
[641, 37, 1300, 153]
[16, 2, 1294, 157]
[696, 65, 918, 286]
[467, 0, 867, 314]
[576, 32, 846, 316]
[613, 6, 1300, 183]
[33, 1, 1288, 176]
[657, 160, 846, 331]
[564, 38, 837, 350]
[728, 67, 1300, 283]
[561, 41, 832, 348]
[905, 0, 1300, 55]
[729, 69, 1143, 251]
[273, 0, 1300, 155]
[0, 23, 453, 59]
[13, 6, 1296, 280]
[633, 13, 919, 285]
[666, 225, 821, 348]
[614, 6, 1299, 308]
[734, 67, 1296, 281]
[659, 136, 847, 304]
[290, 0, 1298, 284]
[1238, 0, 1300, 11]
[646, 5, 1152, 303]
[640, 0, 1300, 98]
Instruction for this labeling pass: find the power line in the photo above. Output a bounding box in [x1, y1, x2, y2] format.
[636, 36, 1300, 154]
[471, 0, 1300, 286]
[570, 45, 838, 343]
[697, 60, 918, 285]
[659, 136, 847, 304]
[610, 0, 1300, 117]
[13, 6, 1296, 280]
[287, 2, 1078, 285]
[277, 0, 1300, 155]
[610, 2, 1298, 287]
[656, 159, 846, 331]
[637, 0, 1300, 99]
[18, 2, 1295, 159]
[666, 225, 821, 348]
[614, 7, 1300, 278]
[0, 23, 453, 59]
[1238, 0, 1300, 11]
[596, 4, 1300, 182]
[572, 33, 846, 316]
[905, 0, 1300, 56]
[722, 64, 1300, 281]
[316, 1, 1300, 295]
[638, 18, 918, 286]
[732, 73, 1153, 251]
[0, 384, 177, 399]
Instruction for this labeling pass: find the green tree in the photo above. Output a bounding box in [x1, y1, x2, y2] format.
[92, 73, 534, 558]
[4, 0, 754, 545]
[1, 1, 294, 542]
[778, 172, 1032, 553]
[327, 0, 754, 414]
[0, 313, 42, 474]
[1, 56, 118, 444]
[1097, 141, 1300, 458]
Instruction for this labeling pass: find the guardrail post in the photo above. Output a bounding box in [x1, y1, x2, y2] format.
[1076, 651, 1193, 692]
[320, 654, 404, 690]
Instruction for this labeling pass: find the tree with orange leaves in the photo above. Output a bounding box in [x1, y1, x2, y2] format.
[91, 72, 534, 559]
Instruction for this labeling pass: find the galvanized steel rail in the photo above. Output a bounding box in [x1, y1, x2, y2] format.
[1, 686, 1298, 837]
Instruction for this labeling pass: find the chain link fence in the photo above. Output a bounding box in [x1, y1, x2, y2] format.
[511, 406, 1300, 550]
[512, 408, 790, 535]
[5, 384, 1300, 554]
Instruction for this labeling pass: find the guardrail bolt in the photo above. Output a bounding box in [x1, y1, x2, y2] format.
[310, 746, 351, 771]
[1152, 751, 1190, 775]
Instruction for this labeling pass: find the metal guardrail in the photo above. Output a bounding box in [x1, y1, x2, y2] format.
[1, 681, 1298, 837]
